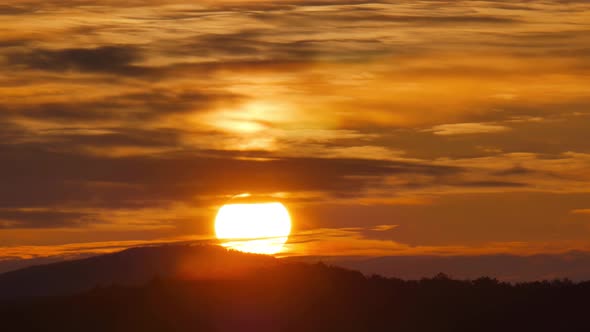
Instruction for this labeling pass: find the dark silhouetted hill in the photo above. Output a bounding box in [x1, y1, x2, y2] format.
[0, 244, 276, 299]
[1, 245, 590, 331]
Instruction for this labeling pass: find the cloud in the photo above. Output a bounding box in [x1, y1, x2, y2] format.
[0, 0, 589, 257]
[0, 89, 245, 129]
[493, 166, 534, 176]
[571, 209, 590, 215]
[369, 225, 397, 231]
[0, 209, 90, 229]
[8, 46, 148, 75]
[0, 143, 461, 212]
[167, 31, 391, 62]
[286, 224, 590, 258]
[252, 9, 520, 26]
[427, 123, 511, 136]
[454, 181, 527, 188]
[0, 237, 203, 262]
[0, 5, 35, 15]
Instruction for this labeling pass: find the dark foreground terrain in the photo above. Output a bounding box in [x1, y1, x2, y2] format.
[1, 246, 589, 332]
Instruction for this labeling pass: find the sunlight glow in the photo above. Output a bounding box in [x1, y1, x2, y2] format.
[214, 202, 291, 255]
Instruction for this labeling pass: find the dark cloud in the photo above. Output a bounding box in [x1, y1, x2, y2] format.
[490, 3, 538, 11]
[200, 0, 385, 12]
[352, 14, 520, 24]
[0, 121, 28, 142]
[9, 46, 149, 75]
[1, 89, 243, 123]
[0, 39, 29, 48]
[493, 166, 534, 176]
[0, 5, 36, 15]
[455, 181, 527, 188]
[252, 11, 520, 25]
[164, 59, 311, 75]
[47, 128, 182, 148]
[0, 144, 460, 210]
[0, 210, 90, 229]
[476, 30, 590, 61]
[164, 30, 390, 62]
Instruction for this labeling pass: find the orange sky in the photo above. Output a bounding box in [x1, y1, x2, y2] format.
[1, 0, 590, 261]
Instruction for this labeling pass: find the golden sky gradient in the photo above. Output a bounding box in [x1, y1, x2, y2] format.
[1, 0, 590, 261]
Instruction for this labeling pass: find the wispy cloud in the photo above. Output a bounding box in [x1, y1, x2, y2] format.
[427, 123, 511, 136]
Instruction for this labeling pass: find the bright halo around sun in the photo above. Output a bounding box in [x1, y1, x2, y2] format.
[214, 201, 291, 255]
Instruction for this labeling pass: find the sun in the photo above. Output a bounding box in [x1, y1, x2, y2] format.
[214, 201, 292, 255]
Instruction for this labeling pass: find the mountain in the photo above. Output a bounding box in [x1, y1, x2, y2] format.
[290, 251, 590, 282]
[2, 245, 590, 331]
[0, 246, 590, 332]
[0, 244, 276, 299]
[7, 248, 590, 285]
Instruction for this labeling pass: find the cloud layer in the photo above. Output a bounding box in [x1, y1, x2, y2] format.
[1, 0, 590, 258]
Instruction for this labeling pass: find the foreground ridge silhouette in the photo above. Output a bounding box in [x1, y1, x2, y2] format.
[1, 245, 588, 332]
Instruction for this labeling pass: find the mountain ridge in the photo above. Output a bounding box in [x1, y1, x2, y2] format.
[0, 244, 277, 299]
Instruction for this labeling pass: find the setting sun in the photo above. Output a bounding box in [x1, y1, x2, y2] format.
[214, 202, 292, 255]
